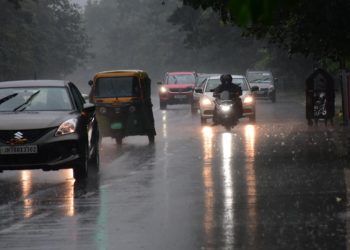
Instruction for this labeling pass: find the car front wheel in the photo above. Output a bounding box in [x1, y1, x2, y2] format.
[73, 145, 88, 180]
[160, 101, 167, 110]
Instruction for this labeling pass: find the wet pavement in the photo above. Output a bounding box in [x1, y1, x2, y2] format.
[0, 92, 350, 249]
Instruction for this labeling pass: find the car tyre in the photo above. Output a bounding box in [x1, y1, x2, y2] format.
[271, 93, 276, 103]
[160, 101, 167, 110]
[73, 145, 88, 180]
[148, 134, 155, 144]
[89, 141, 100, 170]
[200, 117, 207, 125]
[249, 110, 256, 123]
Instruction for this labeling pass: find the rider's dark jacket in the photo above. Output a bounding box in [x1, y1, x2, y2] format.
[213, 82, 242, 98]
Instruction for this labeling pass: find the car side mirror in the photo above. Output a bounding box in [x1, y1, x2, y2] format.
[194, 88, 203, 93]
[82, 103, 95, 116]
[88, 80, 93, 87]
[251, 86, 259, 92]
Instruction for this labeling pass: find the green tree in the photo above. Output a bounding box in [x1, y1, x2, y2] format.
[181, 0, 350, 67]
[0, 0, 89, 80]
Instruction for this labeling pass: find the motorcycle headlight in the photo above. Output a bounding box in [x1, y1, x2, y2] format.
[55, 118, 77, 136]
[201, 97, 212, 106]
[244, 96, 254, 104]
[220, 104, 232, 112]
[160, 86, 167, 94]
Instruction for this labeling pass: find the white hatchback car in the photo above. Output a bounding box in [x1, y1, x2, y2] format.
[197, 75, 256, 124]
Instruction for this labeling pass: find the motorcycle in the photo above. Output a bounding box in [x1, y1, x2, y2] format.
[213, 90, 240, 131]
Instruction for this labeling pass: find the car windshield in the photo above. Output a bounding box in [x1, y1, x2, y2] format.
[95, 76, 140, 98]
[0, 87, 73, 112]
[166, 74, 195, 84]
[205, 78, 249, 92]
[247, 72, 273, 84]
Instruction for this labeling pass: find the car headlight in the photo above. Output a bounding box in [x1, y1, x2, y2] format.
[244, 96, 254, 104]
[160, 86, 167, 94]
[201, 97, 212, 106]
[55, 118, 77, 136]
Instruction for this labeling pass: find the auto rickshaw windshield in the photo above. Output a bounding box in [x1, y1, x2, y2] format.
[95, 76, 140, 98]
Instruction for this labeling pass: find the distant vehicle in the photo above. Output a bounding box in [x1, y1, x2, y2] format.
[0, 80, 100, 180]
[158, 72, 197, 110]
[192, 73, 221, 113]
[89, 70, 156, 145]
[246, 70, 277, 102]
[197, 75, 256, 124]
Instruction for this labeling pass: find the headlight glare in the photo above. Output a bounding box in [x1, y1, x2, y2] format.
[201, 97, 212, 106]
[160, 86, 167, 93]
[220, 104, 232, 112]
[244, 96, 254, 104]
[55, 118, 77, 136]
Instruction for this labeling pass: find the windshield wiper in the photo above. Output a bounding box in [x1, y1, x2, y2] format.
[13, 90, 40, 111]
[0, 93, 18, 106]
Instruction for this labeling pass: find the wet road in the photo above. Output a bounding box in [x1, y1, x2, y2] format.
[0, 92, 350, 250]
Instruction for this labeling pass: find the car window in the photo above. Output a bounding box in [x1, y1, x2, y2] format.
[205, 78, 249, 92]
[166, 74, 195, 84]
[247, 72, 273, 84]
[95, 76, 139, 98]
[69, 83, 85, 111]
[0, 87, 73, 111]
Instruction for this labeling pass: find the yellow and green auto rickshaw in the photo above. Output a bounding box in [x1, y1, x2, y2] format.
[88, 70, 156, 145]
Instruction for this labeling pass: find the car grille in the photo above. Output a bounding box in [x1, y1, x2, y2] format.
[169, 87, 193, 93]
[0, 128, 53, 144]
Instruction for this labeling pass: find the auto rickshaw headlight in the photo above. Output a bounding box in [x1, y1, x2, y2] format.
[160, 86, 167, 94]
[243, 96, 254, 104]
[99, 107, 107, 114]
[129, 106, 136, 113]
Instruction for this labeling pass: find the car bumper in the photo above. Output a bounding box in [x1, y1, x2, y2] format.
[159, 92, 193, 104]
[255, 90, 275, 99]
[0, 131, 83, 171]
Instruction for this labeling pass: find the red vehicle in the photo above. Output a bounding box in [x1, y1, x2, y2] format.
[158, 72, 196, 110]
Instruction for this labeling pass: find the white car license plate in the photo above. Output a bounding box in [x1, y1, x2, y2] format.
[174, 95, 187, 99]
[0, 145, 38, 155]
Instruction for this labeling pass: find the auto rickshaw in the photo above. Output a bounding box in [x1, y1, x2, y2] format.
[89, 70, 156, 145]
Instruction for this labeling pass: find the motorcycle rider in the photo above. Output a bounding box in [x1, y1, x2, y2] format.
[212, 74, 243, 125]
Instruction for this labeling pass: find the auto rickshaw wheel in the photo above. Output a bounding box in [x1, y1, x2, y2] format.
[148, 134, 155, 144]
[116, 136, 123, 145]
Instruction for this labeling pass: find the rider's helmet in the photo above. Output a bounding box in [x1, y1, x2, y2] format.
[220, 74, 232, 85]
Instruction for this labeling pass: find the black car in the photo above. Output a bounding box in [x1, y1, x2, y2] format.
[0, 80, 99, 180]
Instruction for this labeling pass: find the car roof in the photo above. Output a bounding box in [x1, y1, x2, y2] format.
[94, 69, 148, 78]
[0, 80, 69, 88]
[167, 72, 196, 75]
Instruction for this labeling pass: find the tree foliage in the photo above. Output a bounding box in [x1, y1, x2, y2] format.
[0, 0, 89, 80]
[181, 0, 350, 67]
[83, 0, 273, 81]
